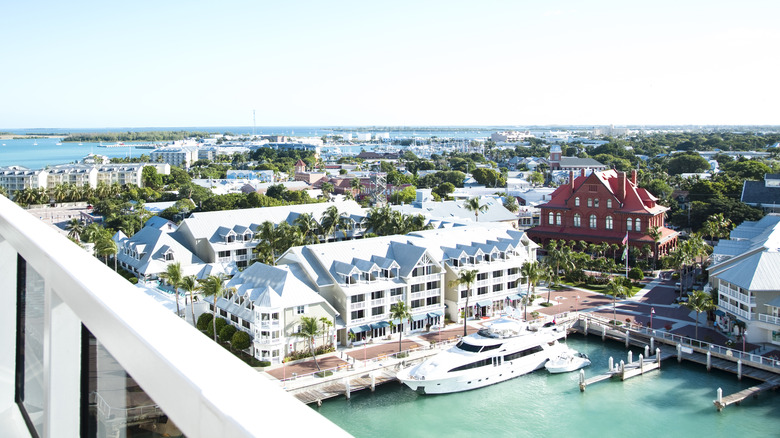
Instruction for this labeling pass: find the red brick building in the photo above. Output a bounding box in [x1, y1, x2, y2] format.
[526, 169, 678, 255]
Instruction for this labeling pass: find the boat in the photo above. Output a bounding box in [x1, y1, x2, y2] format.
[397, 318, 567, 394]
[544, 349, 591, 374]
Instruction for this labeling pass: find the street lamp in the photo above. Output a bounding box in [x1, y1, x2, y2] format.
[650, 307, 655, 330]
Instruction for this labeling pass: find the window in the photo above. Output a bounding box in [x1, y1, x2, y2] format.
[296, 305, 305, 314]
[350, 310, 365, 320]
[556, 213, 562, 225]
[235, 249, 247, 256]
[508, 267, 519, 275]
[589, 214, 597, 229]
[574, 197, 580, 206]
[231, 314, 238, 323]
[351, 294, 365, 303]
[477, 272, 488, 281]
[218, 250, 230, 258]
[493, 270, 503, 278]
[587, 198, 592, 207]
[594, 198, 599, 208]
[427, 280, 440, 290]
[548, 212, 554, 225]
[627, 218, 633, 231]
[372, 306, 384, 316]
[242, 320, 250, 329]
[477, 286, 489, 295]
[390, 287, 404, 297]
[493, 283, 503, 292]
[573, 213, 581, 227]
[606, 215, 613, 230]
[411, 284, 423, 293]
[371, 291, 384, 300]
[165, 252, 174, 261]
[461, 289, 469, 298]
[635, 218, 641, 232]
[426, 296, 440, 306]
[17, 256, 45, 436]
[507, 280, 517, 289]
[607, 199, 612, 208]
[411, 299, 424, 308]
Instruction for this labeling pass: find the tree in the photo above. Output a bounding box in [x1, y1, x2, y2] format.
[320, 316, 333, 348]
[702, 213, 732, 244]
[388, 301, 412, 352]
[142, 166, 163, 189]
[648, 226, 662, 271]
[503, 195, 519, 213]
[526, 171, 544, 186]
[604, 279, 628, 324]
[464, 197, 488, 222]
[159, 262, 183, 317]
[667, 153, 710, 175]
[95, 235, 118, 272]
[433, 182, 455, 200]
[65, 219, 84, 242]
[231, 330, 251, 350]
[449, 269, 478, 336]
[292, 316, 324, 371]
[197, 275, 226, 342]
[180, 275, 198, 325]
[683, 290, 715, 340]
[294, 212, 320, 244]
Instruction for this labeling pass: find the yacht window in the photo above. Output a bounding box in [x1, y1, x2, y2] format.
[503, 345, 544, 361]
[449, 358, 492, 373]
[455, 341, 483, 353]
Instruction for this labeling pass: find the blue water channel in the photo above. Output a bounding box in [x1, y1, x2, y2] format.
[314, 335, 780, 437]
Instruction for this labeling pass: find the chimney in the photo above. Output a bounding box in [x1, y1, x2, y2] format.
[569, 170, 574, 191]
[580, 168, 585, 178]
[631, 169, 637, 186]
[617, 172, 626, 201]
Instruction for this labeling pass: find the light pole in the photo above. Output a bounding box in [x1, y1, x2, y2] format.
[743, 330, 748, 353]
[650, 307, 655, 330]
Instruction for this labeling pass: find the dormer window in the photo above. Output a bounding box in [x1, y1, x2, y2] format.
[165, 252, 174, 261]
[243, 232, 252, 241]
[226, 235, 235, 243]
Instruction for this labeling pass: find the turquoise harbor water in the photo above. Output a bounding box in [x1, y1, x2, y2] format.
[0, 138, 144, 169]
[315, 336, 780, 437]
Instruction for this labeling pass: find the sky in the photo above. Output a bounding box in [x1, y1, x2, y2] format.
[1, 0, 779, 129]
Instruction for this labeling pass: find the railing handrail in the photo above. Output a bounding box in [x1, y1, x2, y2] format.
[0, 195, 346, 437]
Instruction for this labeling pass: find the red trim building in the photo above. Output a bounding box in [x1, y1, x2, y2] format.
[526, 169, 678, 255]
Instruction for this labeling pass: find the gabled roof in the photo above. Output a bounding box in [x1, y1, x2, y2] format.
[712, 250, 780, 291]
[116, 226, 205, 276]
[226, 263, 336, 312]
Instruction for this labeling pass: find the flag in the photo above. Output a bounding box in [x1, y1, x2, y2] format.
[622, 232, 629, 245]
[621, 246, 628, 261]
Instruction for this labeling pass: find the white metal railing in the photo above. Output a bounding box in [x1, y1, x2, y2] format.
[390, 295, 402, 304]
[0, 195, 346, 437]
[759, 313, 780, 326]
[720, 302, 753, 320]
[720, 287, 756, 304]
[349, 301, 366, 310]
[370, 298, 385, 306]
[578, 313, 780, 370]
[426, 288, 440, 297]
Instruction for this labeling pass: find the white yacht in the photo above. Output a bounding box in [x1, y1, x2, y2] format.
[397, 318, 567, 394]
[545, 349, 591, 374]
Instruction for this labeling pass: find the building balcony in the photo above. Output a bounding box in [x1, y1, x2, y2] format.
[349, 301, 366, 311]
[758, 313, 780, 326]
[719, 286, 756, 305]
[0, 195, 345, 437]
[719, 302, 753, 321]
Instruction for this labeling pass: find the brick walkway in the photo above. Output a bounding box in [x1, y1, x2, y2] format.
[265, 355, 348, 380]
[345, 339, 421, 361]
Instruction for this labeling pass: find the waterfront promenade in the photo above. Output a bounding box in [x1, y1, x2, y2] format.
[264, 273, 780, 404]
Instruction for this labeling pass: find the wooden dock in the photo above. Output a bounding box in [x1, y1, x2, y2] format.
[714, 380, 780, 411]
[579, 350, 674, 391]
[290, 368, 400, 405]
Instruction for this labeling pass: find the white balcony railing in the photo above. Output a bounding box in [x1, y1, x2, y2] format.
[720, 287, 756, 304]
[0, 195, 346, 437]
[758, 313, 780, 326]
[719, 302, 753, 320]
[349, 301, 366, 311]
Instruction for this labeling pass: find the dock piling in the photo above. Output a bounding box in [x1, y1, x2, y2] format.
[602, 326, 606, 341]
[650, 337, 654, 351]
[656, 348, 661, 366]
[579, 369, 586, 392]
[644, 345, 649, 358]
[371, 373, 376, 392]
[628, 351, 633, 365]
[707, 351, 712, 371]
[639, 354, 644, 373]
[609, 356, 614, 372]
[625, 331, 629, 348]
[345, 378, 351, 399]
[584, 318, 588, 336]
[677, 344, 682, 363]
[738, 360, 742, 381]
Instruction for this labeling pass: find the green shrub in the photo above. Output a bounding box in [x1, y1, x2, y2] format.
[128, 277, 138, 284]
[215, 317, 228, 332]
[539, 302, 553, 307]
[258, 360, 271, 367]
[219, 325, 237, 343]
[232, 330, 251, 350]
[628, 267, 644, 282]
[197, 313, 213, 331]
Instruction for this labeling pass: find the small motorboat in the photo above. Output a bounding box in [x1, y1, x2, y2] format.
[545, 349, 591, 374]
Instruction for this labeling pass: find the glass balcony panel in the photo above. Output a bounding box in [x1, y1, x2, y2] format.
[17, 256, 45, 437]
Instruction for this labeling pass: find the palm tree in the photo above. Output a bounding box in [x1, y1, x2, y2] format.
[319, 316, 333, 347]
[388, 301, 412, 352]
[95, 236, 118, 271]
[319, 206, 340, 241]
[683, 290, 715, 340]
[197, 274, 226, 342]
[65, 219, 84, 242]
[702, 213, 732, 244]
[292, 316, 324, 371]
[449, 269, 478, 336]
[350, 178, 362, 196]
[648, 226, 662, 271]
[180, 275, 198, 325]
[604, 279, 628, 324]
[159, 262, 183, 317]
[294, 212, 320, 244]
[464, 197, 488, 222]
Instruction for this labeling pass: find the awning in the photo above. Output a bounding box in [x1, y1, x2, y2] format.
[476, 299, 493, 307]
[428, 310, 444, 318]
[349, 325, 371, 334]
[715, 309, 726, 317]
[371, 321, 391, 329]
[411, 313, 427, 321]
[767, 296, 780, 308]
[507, 293, 523, 300]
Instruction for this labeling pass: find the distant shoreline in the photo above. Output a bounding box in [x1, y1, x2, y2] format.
[0, 134, 63, 140]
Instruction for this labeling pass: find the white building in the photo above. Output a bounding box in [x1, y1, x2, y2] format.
[150, 146, 199, 169]
[709, 214, 780, 347]
[219, 263, 339, 364]
[0, 166, 48, 194]
[356, 133, 372, 142]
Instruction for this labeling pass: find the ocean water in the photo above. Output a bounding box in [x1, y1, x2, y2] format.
[315, 335, 780, 438]
[0, 138, 145, 169]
